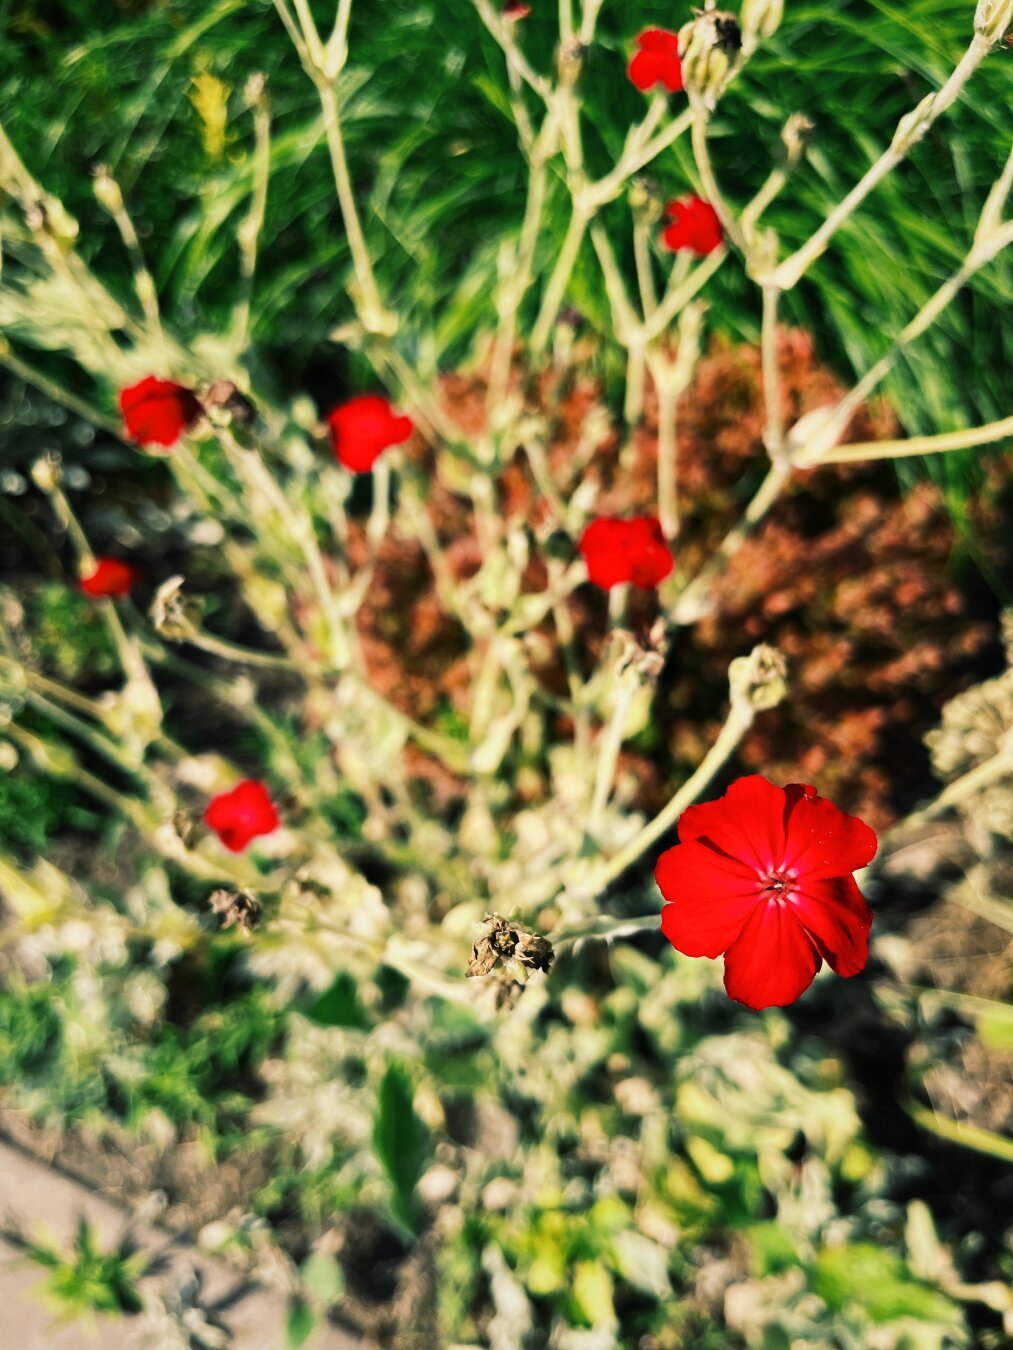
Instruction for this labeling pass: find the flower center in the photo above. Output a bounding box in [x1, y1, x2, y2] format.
[760, 870, 795, 903]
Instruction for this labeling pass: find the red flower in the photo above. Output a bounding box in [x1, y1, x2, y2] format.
[503, 0, 531, 17]
[656, 776, 878, 1010]
[628, 29, 683, 93]
[661, 196, 723, 255]
[79, 557, 140, 599]
[119, 377, 202, 449]
[579, 516, 674, 590]
[327, 395, 413, 474]
[204, 780, 280, 853]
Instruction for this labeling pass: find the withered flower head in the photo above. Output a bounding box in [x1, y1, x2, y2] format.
[150, 575, 203, 642]
[467, 913, 554, 978]
[209, 888, 262, 933]
[203, 379, 257, 426]
[729, 643, 789, 713]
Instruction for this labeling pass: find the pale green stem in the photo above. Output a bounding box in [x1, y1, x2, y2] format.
[689, 106, 746, 252]
[530, 204, 590, 353]
[817, 415, 1013, 465]
[880, 747, 1012, 845]
[588, 676, 640, 837]
[670, 458, 793, 626]
[656, 378, 679, 540]
[232, 88, 272, 356]
[633, 216, 657, 319]
[761, 284, 784, 458]
[774, 34, 992, 291]
[580, 699, 755, 900]
[642, 247, 725, 343]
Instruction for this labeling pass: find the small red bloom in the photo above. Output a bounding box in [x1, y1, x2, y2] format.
[79, 557, 140, 599]
[656, 775, 878, 1010]
[204, 780, 280, 853]
[628, 29, 683, 93]
[661, 196, 723, 255]
[326, 395, 413, 474]
[119, 377, 202, 449]
[579, 516, 674, 590]
[503, 0, 531, 18]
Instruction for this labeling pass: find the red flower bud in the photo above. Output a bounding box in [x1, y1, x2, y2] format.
[656, 776, 878, 1010]
[119, 376, 203, 449]
[628, 29, 684, 93]
[579, 516, 674, 590]
[661, 196, 723, 255]
[326, 394, 413, 474]
[503, 0, 531, 17]
[79, 557, 140, 599]
[204, 779, 280, 853]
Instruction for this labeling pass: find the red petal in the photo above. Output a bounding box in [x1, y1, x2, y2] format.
[722, 902, 822, 1010]
[782, 788, 878, 880]
[627, 516, 673, 587]
[790, 876, 873, 978]
[678, 775, 788, 875]
[636, 28, 679, 55]
[579, 518, 632, 589]
[657, 841, 760, 958]
[627, 50, 661, 91]
[328, 395, 413, 473]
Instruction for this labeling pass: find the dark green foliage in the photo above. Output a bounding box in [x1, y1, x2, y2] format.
[372, 1060, 431, 1234]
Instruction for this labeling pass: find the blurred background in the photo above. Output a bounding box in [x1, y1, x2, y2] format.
[0, 1, 1011, 1347]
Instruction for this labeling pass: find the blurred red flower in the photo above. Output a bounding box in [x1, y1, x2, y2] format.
[579, 515, 674, 589]
[503, 0, 531, 18]
[327, 395, 413, 474]
[661, 196, 723, 255]
[119, 376, 202, 449]
[204, 780, 280, 853]
[79, 557, 139, 598]
[656, 775, 877, 1009]
[628, 29, 684, 93]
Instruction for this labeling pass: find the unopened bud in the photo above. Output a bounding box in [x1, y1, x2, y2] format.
[890, 93, 936, 156]
[150, 576, 203, 642]
[741, 0, 783, 44]
[679, 11, 741, 108]
[30, 453, 61, 494]
[729, 644, 788, 713]
[629, 175, 664, 225]
[974, 0, 1013, 44]
[781, 113, 815, 168]
[92, 165, 124, 215]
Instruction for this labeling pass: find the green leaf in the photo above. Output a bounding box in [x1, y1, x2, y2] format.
[372, 1061, 430, 1234]
[303, 972, 370, 1030]
[285, 1298, 316, 1349]
[813, 1243, 960, 1325]
[572, 1260, 615, 1328]
[301, 1251, 344, 1308]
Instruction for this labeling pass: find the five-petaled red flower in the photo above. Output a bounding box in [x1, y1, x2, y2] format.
[79, 557, 140, 599]
[204, 780, 280, 853]
[327, 395, 413, 474]
[628, 29, 684, 93]
[661, 196, 723, 255]
[656, 775, 878, 1010]
[119, 377, 202, 449]
[579, 516, 674, 590]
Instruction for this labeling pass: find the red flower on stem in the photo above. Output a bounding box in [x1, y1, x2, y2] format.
[327, 395, 413, 474]
[503, 0, 531, 18]
[661, 196, 723, 255]
[204, 780, 280, 853]
[656, 775, 878, 1010]
[79, 557, 140, 599]
[628, 29, 684, 93]
[579, 516, 674, 590]
[119, 377, 202, 449]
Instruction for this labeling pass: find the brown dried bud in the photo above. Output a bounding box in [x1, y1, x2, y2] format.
[467, 913, 554, 978]
[611, 618, 669, 682]
[209, 888, 262, 932]
[204, 379, 256, 426]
